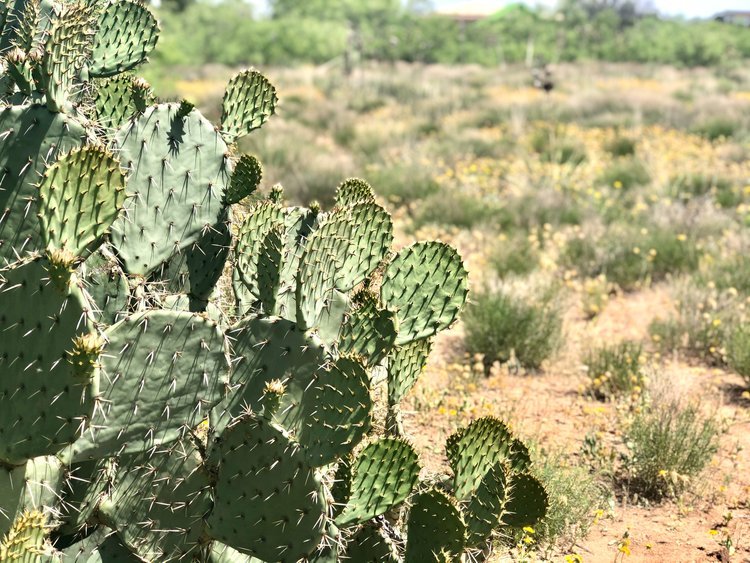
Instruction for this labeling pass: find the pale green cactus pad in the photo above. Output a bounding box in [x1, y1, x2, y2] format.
[37, 146, 126, 257]
[381, 241, 469, 346]
[224, 154, 261, 205]
[335, 178, 376, 208]
[89, 0, 159, 78]
[220, 70, 277, 144]
[70, 309, 229, 461]
[207, 415, 327, 563]
[387, 337, 432, 405]
[0, 255, 99, 465]
[338, 290, 398, 367]
[335, 438, 420, 527]
[110, 102, 231, 276]
[405, 489, 466, 563]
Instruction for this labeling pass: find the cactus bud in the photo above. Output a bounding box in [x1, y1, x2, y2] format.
[269, 184, 284, 204]
[176, 99, 194, 118]
[260, 379, 286, 419]
[67, 332, 105, 382]
[46, 248, 78, 291]
[6, 47, 26, 65]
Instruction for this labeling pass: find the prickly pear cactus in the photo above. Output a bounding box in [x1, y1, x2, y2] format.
[0, 0, 549, 560]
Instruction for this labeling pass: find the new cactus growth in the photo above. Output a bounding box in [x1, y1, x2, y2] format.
[0, 0, 548, 559]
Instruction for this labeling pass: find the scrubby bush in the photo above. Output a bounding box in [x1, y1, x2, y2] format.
[584, 341, 645, 400]
[598, 158, 650, 191]
[605, 136, 637, 158]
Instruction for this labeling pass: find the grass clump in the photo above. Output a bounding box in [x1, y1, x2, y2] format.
[491, 234, 539, 278]
[598, 158, 650, 191]
[584, 341, 645, 400]
[605, 136, 636, 158]
[727, 324, 750, 387]
[463, 287, 563, 371]
[692, 118, 737, 141]
[530, 128, 587, 166]
[414, 191, 504, 230]
[621, 399, 720, 501]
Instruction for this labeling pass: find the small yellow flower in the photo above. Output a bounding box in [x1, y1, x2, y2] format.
[712, 318, 722, 327]
[677, 233, 687, 241]
[709, 529, 719, 536]
[613, 180, 623, 189]
[523, 526, 535, 534]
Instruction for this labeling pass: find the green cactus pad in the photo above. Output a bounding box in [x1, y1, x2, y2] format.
[91, 74, 154, 131]
[235, 200, 284, 307]
[381, 241, 468, 346]
[335, 178, 376, 208]
[57, 457, 114, 535]
[256, 223, 283, 314]
[81, 248, 129, 325]
[274, 206, 319, 320]
[446, 417, 530, 501]
[297, 203, 392, 332]
[224, 154, 261, 205]
[69, 309, 229, 461]
[38, 146, 126, 257]
[0, 509, 53, 561]
[98, 439, 212, 561]
[0, 104, 87, 266]
[41, 1, 97, 110]
[338, 291, 398, 367]
[110, 103, 231, 276]
[276, 355, 372, 467]
[405, 489, 466, 563]
[0, 256, 99, 465]
[463, 462, 506, 547]
[89, 0, 159, 78]
[501, 472, 549, 529]
[207, 415, 327, 563]
[342, 525, 399, 563]
[335, 438, 420, 527]
[330, 457, 352, 517]
[209, 542, 264, 563]
[221, 315, 326, 418]
[387, 337, 432, 405]
[220, 70, 277, 144]
[185, 210, 232, 303]
[0, 456, 63, 540]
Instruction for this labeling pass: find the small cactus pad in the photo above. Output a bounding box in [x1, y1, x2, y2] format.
[335, 438, 420, 527]
[220, 70, 277, 144]
[0, 456, 63, 540]
[335, 178, 376, 208]
[0, 256, 98, 465]
[276, 355, 372, 467]
[207, 415, 327, 563]
[405, 489, 466, 563]
[381, 241, 468, 346]
[38, 146, 126, 257]
[110, 102, 231, 276]
[70, 309, 229, 460]
[81, 247, 129, 325]
[224, 154, 261, 205]
[501, 472, 549, 529]
[221, 315, 325, 417]
[342, 525, 399, 563]
[274, 206, 319, 320]
[91, 74, 154, 131]
[97, 439, 212, 561]
[0, 509, 52, 561]
[297, 203, 392, 332]
[89, 0, 159, 78]
[256, 223, 283, 314]
[387, 337, 432, 405]
[184, 210, 232, 304]
[446, 417, 530, 500]
[338, 291, 398, 367]
[463, 462, 506, 547]
[0, 104, 87, 266]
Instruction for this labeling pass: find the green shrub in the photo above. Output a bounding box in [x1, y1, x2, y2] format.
[598, 158, 650, 191]
[463, 287, 563, 370]
[605, 136, 636, 158]
[699, 256, 750, 296]
[692, 118, 737, 141]
[491, 234, 539, 278]
[622, 400, 720, 501]
[414, 191, 505, 230]
[584, 341, 645, 400]
[668, 174, 739, 207]
[530, 128, 587, 166]
[366, 161, 439, 204]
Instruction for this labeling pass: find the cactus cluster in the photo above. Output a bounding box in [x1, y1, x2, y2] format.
[0, 0, 549, 561]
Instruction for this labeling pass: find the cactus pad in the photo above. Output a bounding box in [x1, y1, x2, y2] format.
[224, 154, 261, 205]
[276, 355, 372, 467]
[0, 509, 51, 561]
[343, 525, 398, 563]
[381, 241, 468, 346]
[70, 309, 228, 460]
[89, 0, 159, 78]
[81, 248, 129, 325]
[110, 102, 231, 276]
[338, 291, 398, 367]
[220, 70, 277, 144]
[335, 178, 376, 208]
[98, 439, 212, 561]
[501, 472, 549, 529]
[405, 489, 466, 563]
[387, 337, 432, 405]
[335, 438, 420, 527]
[463, 462, 506, 546]
[61, 526, 142, 562]
[0, 104, 87, 266]
[207, 415, 327, 563]
[38, 146, 126, 257]
[0, 256, 99, 465]
[446, 417, 529, 500]
[91, 74, 154, 131]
